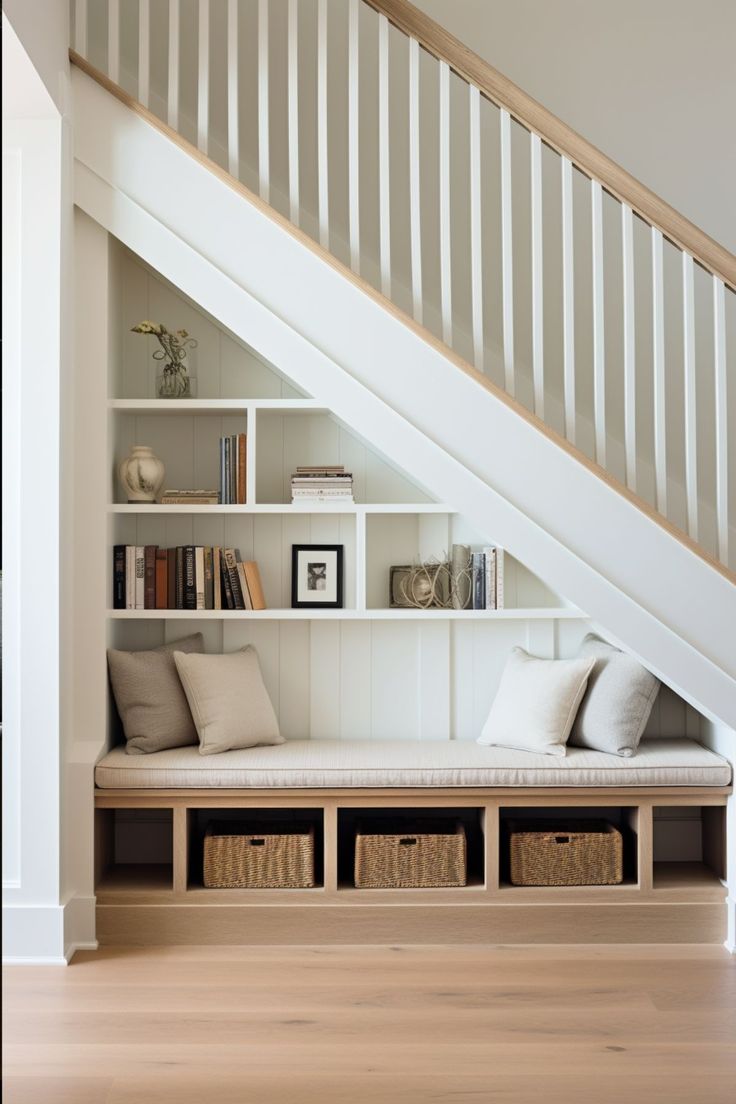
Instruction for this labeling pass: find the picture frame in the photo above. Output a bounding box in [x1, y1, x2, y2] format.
[291, 544, 344, 609]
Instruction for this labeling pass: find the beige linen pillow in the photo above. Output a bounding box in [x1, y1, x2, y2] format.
[478, 646, 595, 757]
[174, 646, 283, 755]
[569, 634, 661, 756]
[107, 633, 204, 754]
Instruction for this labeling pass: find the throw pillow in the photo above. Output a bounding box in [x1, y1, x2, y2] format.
[478, 646, 595, 756]
[569, 633, 661, 756]
[174, 646, 284, 755]
[108, 632, 204, 754]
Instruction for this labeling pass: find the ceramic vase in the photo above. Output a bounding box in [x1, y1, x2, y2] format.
[119, 445, 165, 503]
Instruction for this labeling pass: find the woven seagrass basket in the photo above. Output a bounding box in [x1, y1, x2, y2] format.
[508, 820, 623, 886]
[203, 821, 315, 889]
[354, 819, 467, 888]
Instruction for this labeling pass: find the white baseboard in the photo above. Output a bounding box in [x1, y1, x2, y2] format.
[2, 893, 97, 964]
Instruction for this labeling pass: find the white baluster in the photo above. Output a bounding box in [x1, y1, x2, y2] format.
[682, 253, 698, 540]
[378, 14, 391, 296]
[409, 37, 423, 324]
[108, 0, 119, 82]
[75, 0, 88, 56]
[348, 0, 360, 273]
[138, 0, 150, 108]
[258, 0, 270, 203]
[531, 132, 544, 418]
[469, 84, 483, 371]
[197, 0, 210, 154]
[561, 157, 575, 444]
[317, 0, 329, 248]
[591, 180, 605, 467]
[168, 0, 180, 130]
[227, 0, 239, 177]
[622, 204, 636, 492]
[439, 61, 452, 344]
[651, 227, 667, 515]
[288, 0, 300, 223]
[713, 278, 729, 564]
[500, 109, 514, 396]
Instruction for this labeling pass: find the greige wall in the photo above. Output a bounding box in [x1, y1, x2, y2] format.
[412, 0, 736, 253]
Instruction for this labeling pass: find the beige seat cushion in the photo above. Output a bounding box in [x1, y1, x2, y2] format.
[107, 632, 204, 755]
[95, 737, 731, 789]
[174, 645, 284, 755]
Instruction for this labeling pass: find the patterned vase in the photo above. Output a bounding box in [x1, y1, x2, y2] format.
[119, 445, 165, 503]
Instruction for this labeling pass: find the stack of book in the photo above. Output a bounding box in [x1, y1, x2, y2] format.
[290, 465, 354, 502]
[220, 433, 247, 504]
[113, 545, 267, 611]
[471, 546, 504, 610]
[160, 489, 219, 505]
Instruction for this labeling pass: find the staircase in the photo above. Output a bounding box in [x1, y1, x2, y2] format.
[69, 0, 736, 727]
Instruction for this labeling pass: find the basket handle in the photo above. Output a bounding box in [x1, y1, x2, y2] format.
[250, 839, 265, 846]
[554, 836, 571, 844]
[399, 838, 417, 846]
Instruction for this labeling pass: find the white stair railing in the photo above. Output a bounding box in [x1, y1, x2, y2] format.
[71, 0, 735, 573]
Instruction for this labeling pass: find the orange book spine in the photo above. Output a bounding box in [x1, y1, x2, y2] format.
[244, 561, 267, 610]
[237, 433, 247, 504]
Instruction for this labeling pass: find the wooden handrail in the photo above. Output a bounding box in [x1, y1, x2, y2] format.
[363, 0, 736, 291]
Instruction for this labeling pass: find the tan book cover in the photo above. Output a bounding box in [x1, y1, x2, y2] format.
[244, 561, 267, 610]
[237, 562, 253, 610]
[213, 547, 222, 610]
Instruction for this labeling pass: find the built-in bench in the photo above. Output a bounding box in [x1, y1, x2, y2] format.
[94, 737, 731, 948]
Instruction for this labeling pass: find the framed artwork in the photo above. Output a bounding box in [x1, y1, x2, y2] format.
[291, 544, 344, 609]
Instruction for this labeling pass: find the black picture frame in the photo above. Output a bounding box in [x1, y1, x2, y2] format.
[291, 544, 344, 609]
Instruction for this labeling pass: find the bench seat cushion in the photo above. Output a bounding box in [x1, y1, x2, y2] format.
[94, 737, 731, 789]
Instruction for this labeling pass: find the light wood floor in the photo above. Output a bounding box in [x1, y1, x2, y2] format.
[4, 944, 736, 1104]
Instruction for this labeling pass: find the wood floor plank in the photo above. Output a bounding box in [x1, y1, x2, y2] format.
[3, 945, 735, 1104]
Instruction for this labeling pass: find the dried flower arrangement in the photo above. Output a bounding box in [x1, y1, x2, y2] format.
[132, 320, 198, 398]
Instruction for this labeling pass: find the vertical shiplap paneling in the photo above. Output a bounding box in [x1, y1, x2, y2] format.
[408, 37, 423, 324]
[227, 0, 239, 177]
[258, 0, 270, 203]
[469, 84, 483, 371]
[652, 227, 667, 515]
[418, 621, 451, 740]
[713, 276, 729, 564]
[197, 0, 210, 154]
[371, 623, 419, 739]
[287, 0, 299, 223]
[438, 60, 452, 345]
[622, 204, 636, 492]
[310, 622, 341, 738]
[348, 0, 360, 273]
[500, 109, 515, 395]
[561, 157, 575, 444]
[591, 180, 606, 467]
[278, 622, 311, 739]
[378, 12, 391, 297]
[167, 0, 180, 130]
[317, 0, 329, 249]
[530, 132, 544, 418]
[450, 621, 474, 740]
[339, 623, 372, 739]
[138, 0, 150, 108]
[682, 252, 698, 540]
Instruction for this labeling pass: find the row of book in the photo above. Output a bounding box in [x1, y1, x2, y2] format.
[451, 544, 504, 610]
[291, 465, 354, 502]
[220, 433, 247, 504]
[113, 545, 266, 610]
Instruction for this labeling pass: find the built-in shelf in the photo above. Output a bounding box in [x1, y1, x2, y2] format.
[109, 398, 326, 414]
[109, 502, 452, 515]
[108, 607, 583, 621]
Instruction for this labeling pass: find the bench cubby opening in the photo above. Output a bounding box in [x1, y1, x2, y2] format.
[94, 807, 174, 893]
[652, 805, 726, 892]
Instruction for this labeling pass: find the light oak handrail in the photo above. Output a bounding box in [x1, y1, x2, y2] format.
[68, 49, 736, 587]
[363, 0, 736, 291]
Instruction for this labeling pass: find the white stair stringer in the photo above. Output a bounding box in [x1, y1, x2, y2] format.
[73, 65, 736, 729]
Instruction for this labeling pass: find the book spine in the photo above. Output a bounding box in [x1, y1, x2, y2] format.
[184, 546, 197, 611]
[483, 547, 495, 611]
[219, 438, 226, 505]
[155, 548, 168, 610]
[230, 435, 237, 505]
[204, 547, 214, 610]
[223, 437, 230, 505]
[495, 548, 505, 609]
[223, 548, 245, 609]
[125, 546, 136, 610]
[237, 432, 247, 504]
[244, 561, 267, 610]
[134, 546, 145, 610]
[161, 496, 219, 505]
[472, 552, 485, 611]
[175, 547, 184, 610]
[220, 550, 235, 610]
[113, 545, 126, 609]
[167, 548, 177, 610]
[143, 546, 157, 610]
[237, 562, 253, 610]
[213, 547, 222, 610]
[194, 547, 205, 610]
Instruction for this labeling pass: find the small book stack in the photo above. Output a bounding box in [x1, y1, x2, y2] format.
[291, 465, 354, 502]
[471, 546, 504, 610]
[220, 433, 247, 504]
[160, 489, 219, 505]
[113, 545, 267, 610]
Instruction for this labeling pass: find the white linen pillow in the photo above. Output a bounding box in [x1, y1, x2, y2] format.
[174, 646, 284, 755]
[478, 647, 595, 757]
[569, 634, 661, 756]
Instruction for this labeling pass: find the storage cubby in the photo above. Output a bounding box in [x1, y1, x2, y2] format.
[336, 807, 486, 890]
[186, 808, 325, 891]
[95, 807, 173, 893]
[498, 807, 640, 888]
[652, 805, 726, 891]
